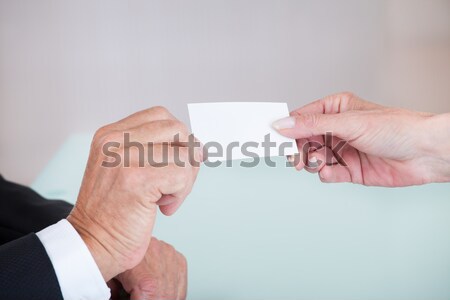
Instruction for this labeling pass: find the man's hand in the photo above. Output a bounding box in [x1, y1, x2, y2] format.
[110, 237, 187, 300]
[66, 107, 202, 281]
[273, 92, 450, 186]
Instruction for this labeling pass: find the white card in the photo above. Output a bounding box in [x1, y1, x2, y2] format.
[188, 102, 297, 162]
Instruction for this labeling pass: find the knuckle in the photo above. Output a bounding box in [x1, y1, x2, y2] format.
[340, 91, 361, 110]
[341, 92, 357, 108]
[93, 127, 123, 151]
[149, 106, 170, 118]
[165, 242, 176, 252]
[93, 125, 111, 143]
[301, 113, 320, 128]
[171, 120, 189, 136]
[159, 119, 189, 140]
[340, 91, 355, 100]
[136, 278, 159, 295]
[323, 92, 356, 113]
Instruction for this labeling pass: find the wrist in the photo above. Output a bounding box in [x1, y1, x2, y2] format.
[420, 113, 450, 183]
[67, 213, 124, 281]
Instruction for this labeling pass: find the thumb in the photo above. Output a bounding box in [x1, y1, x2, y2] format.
[272, 113, 357, 140]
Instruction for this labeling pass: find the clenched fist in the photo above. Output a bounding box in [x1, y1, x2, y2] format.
[67, 106, 202, 281]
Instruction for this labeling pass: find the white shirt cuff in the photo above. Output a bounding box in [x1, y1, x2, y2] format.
[37, 219, 111, 300]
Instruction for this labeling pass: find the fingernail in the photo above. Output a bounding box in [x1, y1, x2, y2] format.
[287, 155, 295, 166]
[272, 117, 295, 130]
[308, 156, 320, 168]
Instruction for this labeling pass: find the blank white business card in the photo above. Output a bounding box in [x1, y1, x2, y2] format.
[188, 102, 297, 162]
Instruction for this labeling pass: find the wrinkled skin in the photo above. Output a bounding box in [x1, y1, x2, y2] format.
[109, 237, 187, 300]
[110, 238, 187, 300]
[67, 106, 201, 280]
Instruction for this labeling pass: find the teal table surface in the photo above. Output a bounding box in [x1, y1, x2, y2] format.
[33, 133, 450, 300]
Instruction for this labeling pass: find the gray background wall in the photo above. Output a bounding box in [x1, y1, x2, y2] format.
[1, 0, 450, 184]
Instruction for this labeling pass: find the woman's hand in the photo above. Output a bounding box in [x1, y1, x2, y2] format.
[273, 92, 450, 186]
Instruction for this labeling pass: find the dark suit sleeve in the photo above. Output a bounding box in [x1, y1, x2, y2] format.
[0, 234, 64, 300]
[0, 175, 73, 245]
[0, 175, 73, 300]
